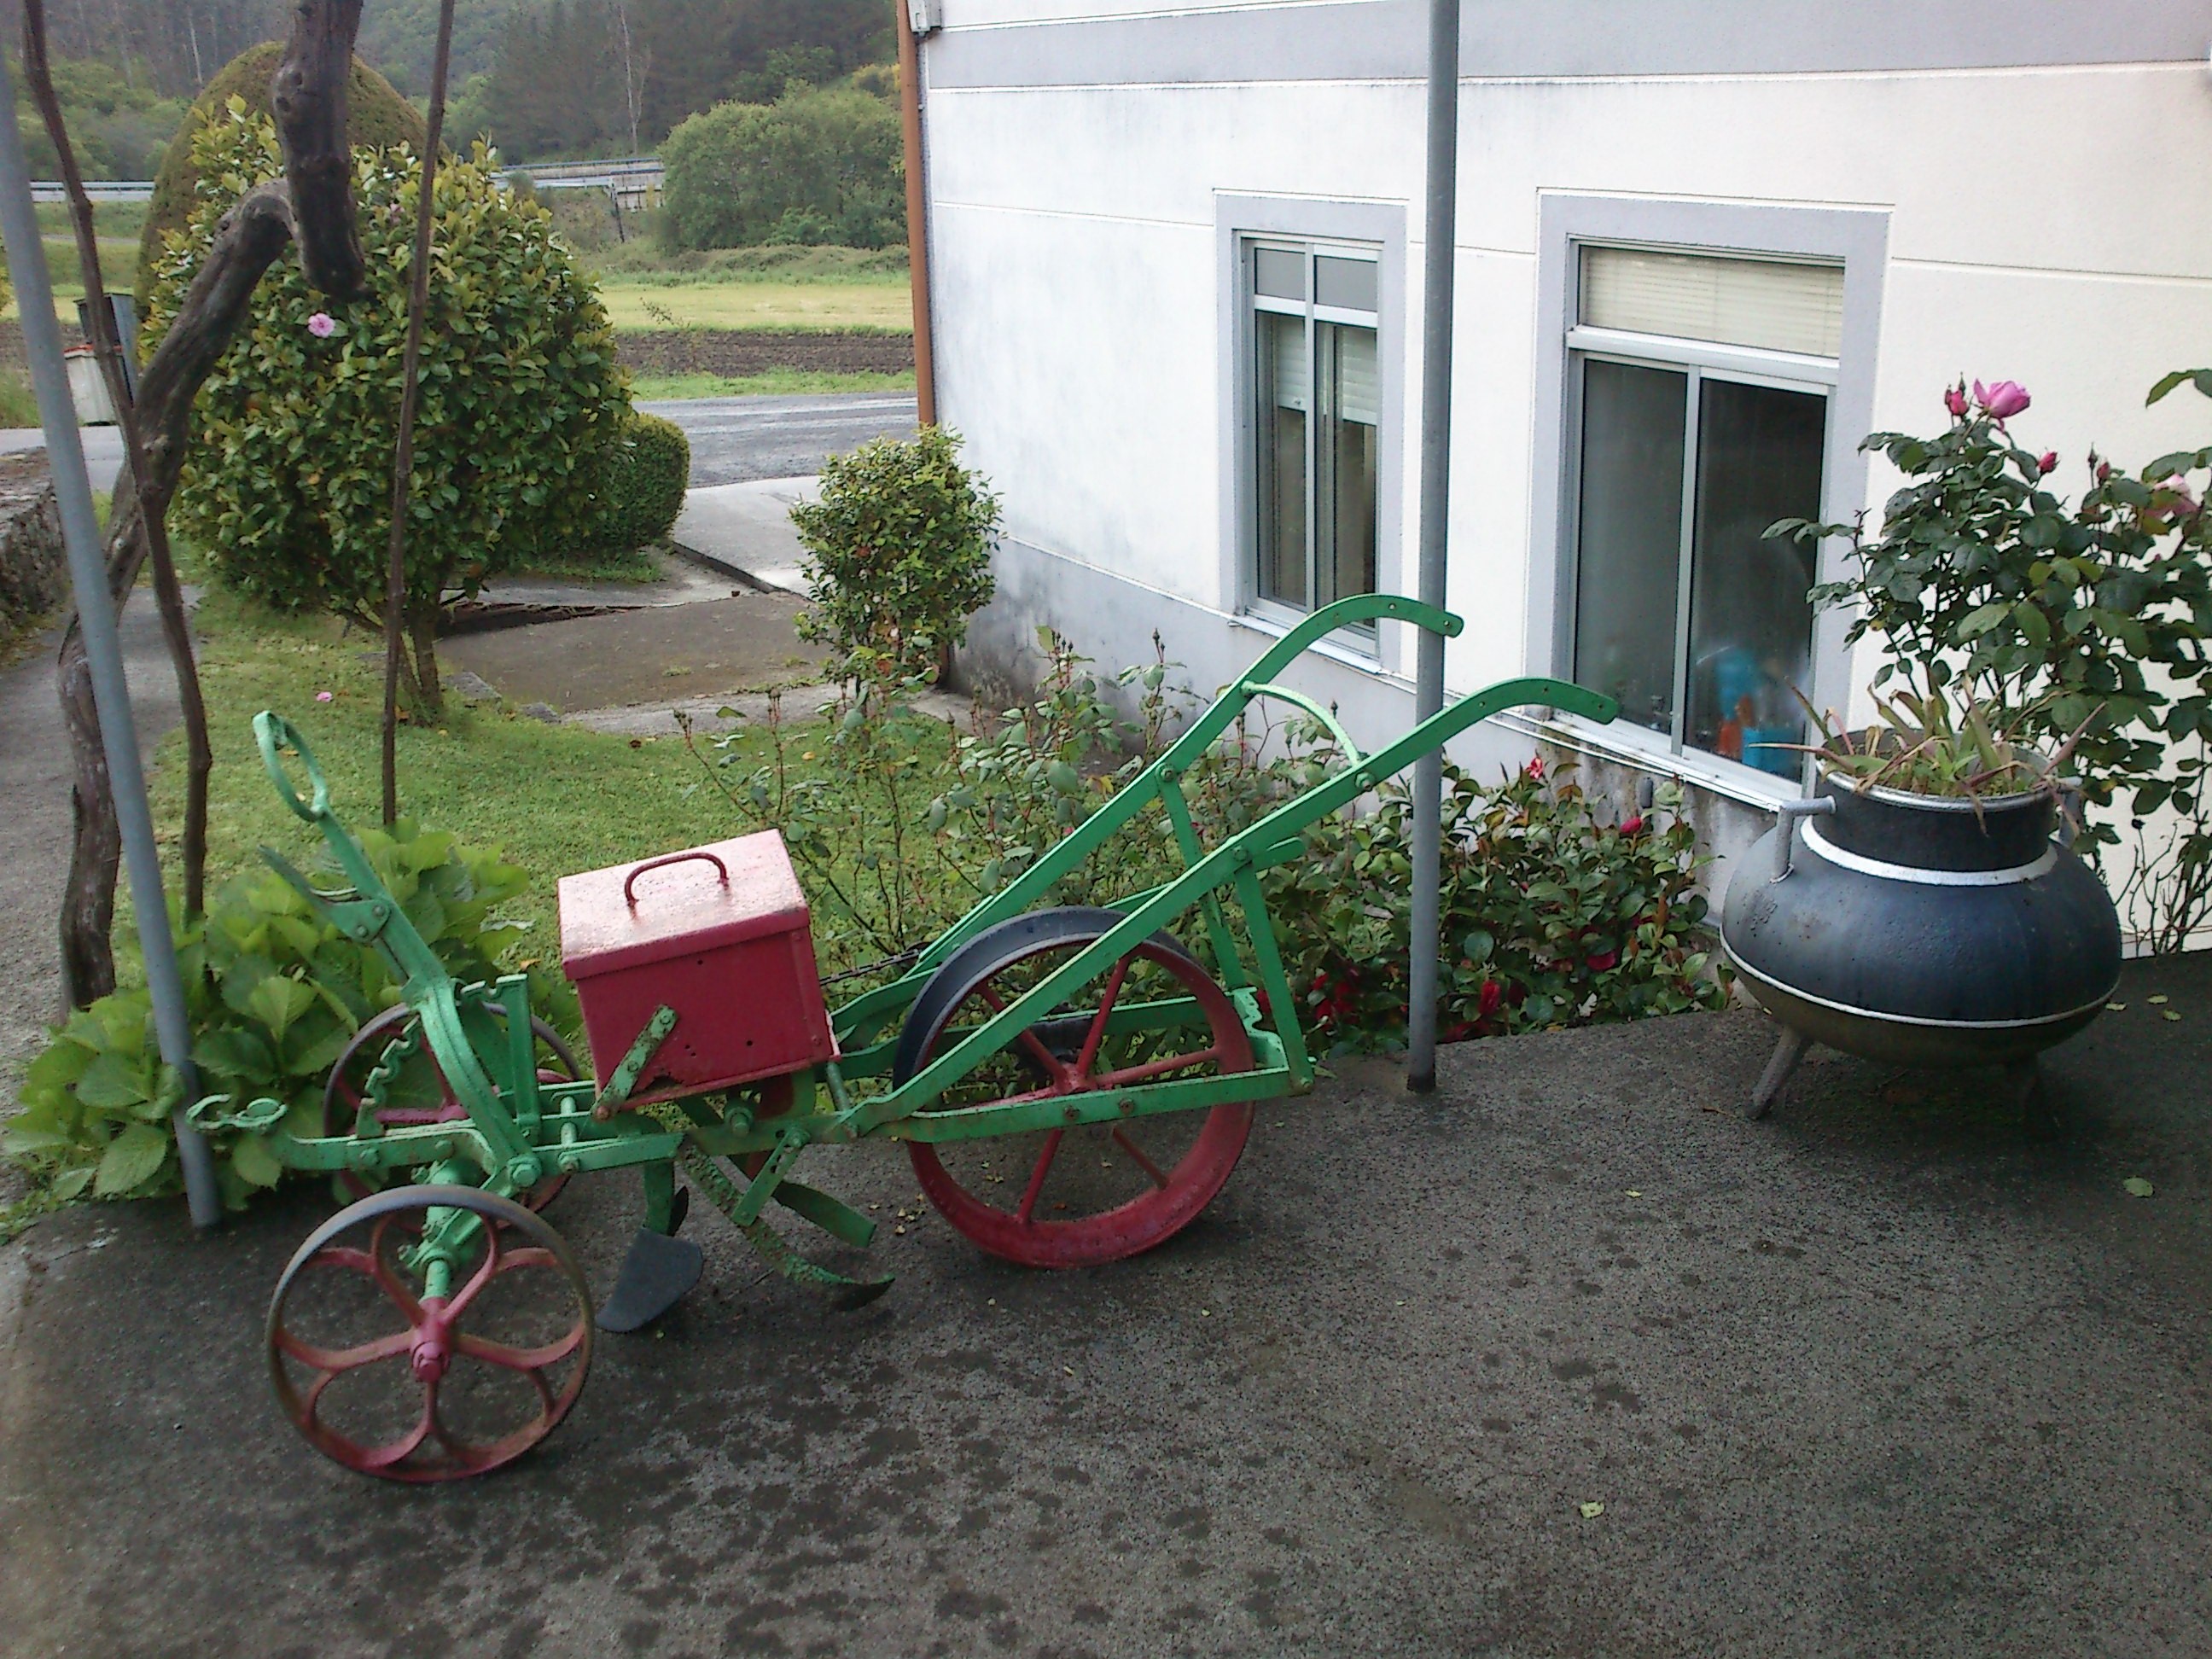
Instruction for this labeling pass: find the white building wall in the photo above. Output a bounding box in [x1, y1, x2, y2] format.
[917, 1, 2212, 919]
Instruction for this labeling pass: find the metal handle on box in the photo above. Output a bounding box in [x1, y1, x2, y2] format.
[1772, 796, 1837, 882]
[624, 849, 730, 905]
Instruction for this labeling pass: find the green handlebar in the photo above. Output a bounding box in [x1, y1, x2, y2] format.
[253, 711, 333, 824]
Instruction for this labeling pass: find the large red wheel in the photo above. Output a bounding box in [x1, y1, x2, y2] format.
[891, 908, 1255, 1269]
[266, 1185, 592, 1482]
[325, 1001, 579, 1209]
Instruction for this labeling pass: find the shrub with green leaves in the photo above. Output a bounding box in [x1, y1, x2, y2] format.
[590, 411, 691, 551]
[145, 106, 630, 711]
[661, 83, 904, 251]
[791, 427, 1000, 682]
[1272, 756, 1729, 1052]
[3, 823, 574, 1212]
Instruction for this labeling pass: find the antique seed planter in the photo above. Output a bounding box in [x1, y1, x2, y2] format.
[1720, 768, 2122, 1119]
[192, 593, 1620, 1481]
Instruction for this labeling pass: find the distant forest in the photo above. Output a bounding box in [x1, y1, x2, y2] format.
[3, 0, 895, 164]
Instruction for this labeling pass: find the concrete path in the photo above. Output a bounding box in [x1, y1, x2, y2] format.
[2, 981, 2208, 1656]
[670, 474, 817, 597]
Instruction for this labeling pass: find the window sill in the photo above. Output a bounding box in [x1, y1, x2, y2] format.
[1230, 605, 1397, 680]
[1500, 710, 1802, 810]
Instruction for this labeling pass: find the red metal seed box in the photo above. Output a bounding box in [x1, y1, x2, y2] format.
[559, 832, 836, 1107]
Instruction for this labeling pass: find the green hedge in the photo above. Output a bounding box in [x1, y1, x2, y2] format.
[135, 43, 427, 311]
[592, 413, 690, 550]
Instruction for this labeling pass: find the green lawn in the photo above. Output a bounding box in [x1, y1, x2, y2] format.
[147, 588, 779, 957]
[598, 278, 911, 334]
[629, 369, 914, 400]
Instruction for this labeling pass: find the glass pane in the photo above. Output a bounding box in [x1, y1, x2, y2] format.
[1315, 322, 1377, 607]
[1315, 255, 1379, 313]
[1572, 358, 1686, 736]
[1580, 245, 1843, 358]
[1254, 311, 1307, 607]
[1685, 378, 1826, 775]
[1254, 247, 1306, 300]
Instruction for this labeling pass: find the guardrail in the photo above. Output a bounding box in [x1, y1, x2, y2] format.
[31, 180, 153, 202]
[32, 156, 667, 212]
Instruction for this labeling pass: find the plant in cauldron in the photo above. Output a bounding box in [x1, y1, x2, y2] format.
[1725, 375, 2212, 1117]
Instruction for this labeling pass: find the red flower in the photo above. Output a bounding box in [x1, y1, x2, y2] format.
[1586, 950, 1619, 973]
[1944, 383, 1970, 418]
[1478, 979, 1504, 1017]
[2037, 451, 2058, 476]
[1619, 814, 1644, 836]
[1524, 755, 1545, 780]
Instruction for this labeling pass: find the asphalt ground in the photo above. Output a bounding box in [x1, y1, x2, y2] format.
[2, 976, 2207, 1659]
[0, 390, 919, 497]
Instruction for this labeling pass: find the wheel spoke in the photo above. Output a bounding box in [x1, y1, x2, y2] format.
[1110, 1126, 1172, 1190]
[1072, 956, 1134, 1079]
[453, 1324, 588, 1374]
[1090, 1044, 1227, 1092]
[365, 1217, 426, 1322]
[1013, 1130, 1064, 1220]
[975, 984, 1071, 1082]
[438, 1222, 505, 1320]
[272, 1323, 414, 1377]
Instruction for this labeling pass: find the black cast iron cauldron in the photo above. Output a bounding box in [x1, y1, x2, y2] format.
[1719, 770, 2122, 1119]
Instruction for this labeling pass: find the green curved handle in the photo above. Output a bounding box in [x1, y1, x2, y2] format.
[253, 711, 332, 824]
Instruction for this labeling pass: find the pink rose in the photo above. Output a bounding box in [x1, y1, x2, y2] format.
[2038, 451, 2058, 475]
[307, 311, 336, 339]
[1524, 755, 1545, 780]
[1619, 814, 1644, 836]
[316, 690, 334, 702]
[1944, 384, 1970, 418]
[2163, 475, 2202, 516]
[1973, 379, 2031, 422]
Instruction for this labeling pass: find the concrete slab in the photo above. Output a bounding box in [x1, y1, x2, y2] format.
[437, 591, 829, 715]
[669, 475, 818, 597]
[2, 975, 2208, 1656]
[474, 548, 739, 612]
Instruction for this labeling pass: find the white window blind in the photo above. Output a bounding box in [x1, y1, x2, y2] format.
[1580, 246, 1843, 359]
[1266, 313, 1308, 412]
[1336, 327, 1378, 425]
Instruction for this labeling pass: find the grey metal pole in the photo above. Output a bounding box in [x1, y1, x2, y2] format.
[1406, 0, 1460, 1093]
[0, 57, 222, 1227]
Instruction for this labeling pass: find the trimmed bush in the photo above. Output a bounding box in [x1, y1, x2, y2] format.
[135, 44, 428, 311]
[661, 84, 902, 252]
[791, 427, 999, 681]
[592, 412, 690, 550]
[144, 106, 629, 698]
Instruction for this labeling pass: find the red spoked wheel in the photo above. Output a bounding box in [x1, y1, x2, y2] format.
[325, 1002, 580, 1209]
[266, 1185, 593, 1482]
[891, 907, 1256, 1269]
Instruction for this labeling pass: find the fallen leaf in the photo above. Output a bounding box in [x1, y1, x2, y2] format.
[2123, 1177, 2155, 1197]
[2105, 1003, 2127, 1012]
[1626, 1190, 1644, 1197]
[1578, 1500, 1605, 1519]
[2148, 994, 2169, 1004]
[2163, 1010, 2182, 1022]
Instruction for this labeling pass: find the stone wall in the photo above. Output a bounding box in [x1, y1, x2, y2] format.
[0, 451, 66, 644]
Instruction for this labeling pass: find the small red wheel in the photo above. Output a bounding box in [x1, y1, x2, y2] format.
[266, 1185, 592, 1482]
[325, 1002, 580, 1209]
[891, 907, 1256, 1269]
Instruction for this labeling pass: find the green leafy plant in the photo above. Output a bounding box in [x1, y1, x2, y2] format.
[790, 427, 1001, 684]
[1272, 755, 1727, 1052]
[587, 411, 690, 552]
[1771, 375, 2211, 838]
[684, 633, 1726, 1047]
[661, 83, 903, 252]
[1799, 683, 2082, 800]
[144, 106, 631, 716]
[3, 822, 573, 1212]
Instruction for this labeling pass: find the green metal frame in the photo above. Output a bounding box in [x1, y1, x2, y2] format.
[197, 595, 1615, 1267]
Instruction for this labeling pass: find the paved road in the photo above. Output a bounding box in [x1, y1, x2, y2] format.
[638, 392, 917, 486]
[0, 391, 919, 495]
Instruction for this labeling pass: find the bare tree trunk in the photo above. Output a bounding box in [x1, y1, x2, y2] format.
[409, 603, 443, 719]
[49, 0, 364, 1007]
[23, 0, 216, 923]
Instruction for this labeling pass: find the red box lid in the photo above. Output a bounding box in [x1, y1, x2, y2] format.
[560, 832, 812, 980]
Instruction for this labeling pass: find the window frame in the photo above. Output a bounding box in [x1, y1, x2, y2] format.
[1528, 195, 1889, 803]
[1217, 195, 1407, 674]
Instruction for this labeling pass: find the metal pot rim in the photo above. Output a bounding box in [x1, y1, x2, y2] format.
[1815, 756, 2057, 814]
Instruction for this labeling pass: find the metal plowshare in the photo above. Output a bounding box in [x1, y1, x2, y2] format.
[191, 594, 1615, 1481]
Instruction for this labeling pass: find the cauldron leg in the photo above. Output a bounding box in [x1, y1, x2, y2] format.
[1748, 1026, 1811, 1120]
